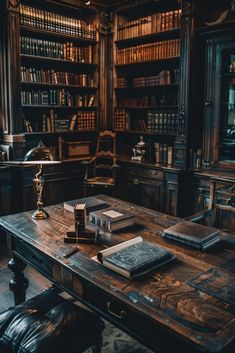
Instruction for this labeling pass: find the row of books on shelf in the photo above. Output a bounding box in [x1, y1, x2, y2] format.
[114, 109, 178, 134]
[147, 111, 178, 134]
[21, 37, 93, 63]
[116, 69, 179, 88]
[154, 142, 173, 165]
[114, 109, 129, 131]
[23, 110, 96, 133]
[21, 90, 95, 107]
[21, 66, 94, 87]
[117, 9, 181, 40]
[117, 95, 178, 107]
[20, 4, 96, 40]
[116, 39, 180, 64]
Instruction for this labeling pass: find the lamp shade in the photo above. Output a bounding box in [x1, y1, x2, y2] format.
[23, 141, 59, 164]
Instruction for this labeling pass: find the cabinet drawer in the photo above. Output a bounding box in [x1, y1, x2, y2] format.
[120, 165, 164, 181]
[11, 237, 54, 279]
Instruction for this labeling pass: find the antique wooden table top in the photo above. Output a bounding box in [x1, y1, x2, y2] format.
[1, 195, 235, 353]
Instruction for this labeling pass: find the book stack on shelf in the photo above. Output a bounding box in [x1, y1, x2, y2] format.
[114, 109, 130, 131]
[116, 39, 180, 65]
[117, 9, 181, 40]
[154, 142, 173, 165]
[21, 67, 94, 86]
[20, 37, 93, 63]
[20, 4, 97, 39]
[21, 90, 95, 107]
[147, 110, 178, 133]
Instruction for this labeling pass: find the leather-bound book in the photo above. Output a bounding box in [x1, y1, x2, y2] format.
[97, 236, 175, 279]
[163, 220, 221, 250]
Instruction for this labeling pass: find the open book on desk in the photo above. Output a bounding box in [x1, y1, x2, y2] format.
[96, 236, 175, 279]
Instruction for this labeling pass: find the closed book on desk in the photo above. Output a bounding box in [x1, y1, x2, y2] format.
[89, 207, 135, 232]
[97, 236, 175, 279]
[163, 220, 221, 250]
[64, 196, 106, 213]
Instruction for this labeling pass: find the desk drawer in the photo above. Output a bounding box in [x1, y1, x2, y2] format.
[84, 282, 165, 351]
[12, 238, 54, 279]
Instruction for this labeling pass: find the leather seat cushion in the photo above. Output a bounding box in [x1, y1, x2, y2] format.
[0, 290, 104, 353]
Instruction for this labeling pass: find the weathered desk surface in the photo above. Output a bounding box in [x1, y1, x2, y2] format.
[1, 195, 235, 353]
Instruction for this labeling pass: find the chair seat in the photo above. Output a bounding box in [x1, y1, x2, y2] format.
[84, 177, 114, 186]
[0, 290, 104, 353]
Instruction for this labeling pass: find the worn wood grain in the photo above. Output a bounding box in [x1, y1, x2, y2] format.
[1, 195, 235, 353]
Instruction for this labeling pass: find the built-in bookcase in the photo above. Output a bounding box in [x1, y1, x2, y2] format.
[113, 0, 181, 166]
[1, 0, 100, 161]
[19, 0, 98, 139]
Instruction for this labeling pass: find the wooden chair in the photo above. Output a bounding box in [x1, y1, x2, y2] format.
[187, 177, 235, 233]
[82, 131, 119, 197]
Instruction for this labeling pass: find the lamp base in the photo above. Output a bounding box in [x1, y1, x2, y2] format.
[32, 208, 49, 220]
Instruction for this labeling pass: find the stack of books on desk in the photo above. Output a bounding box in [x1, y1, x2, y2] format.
[163, 220, 221, 250]
[89, 207, 135, 232]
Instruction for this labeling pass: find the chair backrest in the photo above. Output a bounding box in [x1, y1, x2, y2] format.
[93, 131, 117, 180]
[208, 177, 235, 233]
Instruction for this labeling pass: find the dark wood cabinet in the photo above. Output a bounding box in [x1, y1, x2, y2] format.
[116, 159, 189, 216]
[116, 160, 165, 212]
[201, 28, 235, 170]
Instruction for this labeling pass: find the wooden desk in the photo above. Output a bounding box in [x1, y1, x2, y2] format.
[1, 195, 235, 353]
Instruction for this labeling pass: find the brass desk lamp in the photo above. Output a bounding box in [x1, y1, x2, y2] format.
[23, 141, 60, 219]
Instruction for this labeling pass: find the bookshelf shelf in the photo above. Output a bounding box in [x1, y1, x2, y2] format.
[115, 106, 178, 110]
[115, 84, 179, 92]
[20, 82, 97, 90]
[115, 57, 179, 69]
[24, 130, 97, 136]
[22, 105, 97, 109]
[20, 26, 97, 45]
[115, 28, 180, 47]
[115, 130, 177, 136]
[20, 55, 97, 69]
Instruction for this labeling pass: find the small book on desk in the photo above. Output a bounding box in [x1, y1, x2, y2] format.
[163, 220, 221, 250]
[64, 196, 106, 213]
[97, 236, 175, 279]
[89, 207, 135, 232]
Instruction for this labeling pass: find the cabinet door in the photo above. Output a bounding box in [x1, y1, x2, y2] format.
[203, 34, 235, 168]
[116, 176, 164, 212]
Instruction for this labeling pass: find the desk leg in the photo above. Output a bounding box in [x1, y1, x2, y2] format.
[8, 256, 29, 305]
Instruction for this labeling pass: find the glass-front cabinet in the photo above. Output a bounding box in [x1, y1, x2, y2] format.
[220, 49, 235, 161]
[203, 33, 235, 168]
